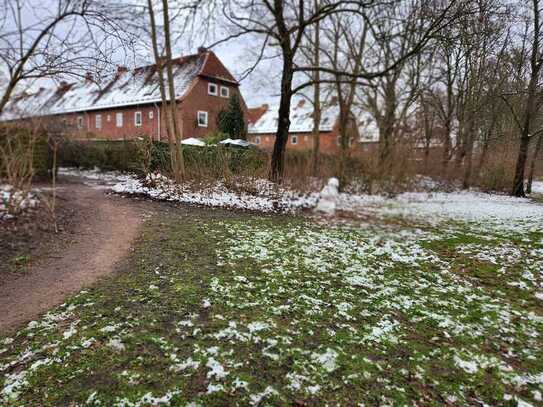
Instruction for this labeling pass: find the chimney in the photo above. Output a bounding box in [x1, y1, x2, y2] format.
[197, 46, 207, 54]
[297, 99, 306, 108]
[85, 71, 93, 84]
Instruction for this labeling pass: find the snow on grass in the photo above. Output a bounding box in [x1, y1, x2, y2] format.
[59, 167, 543, 226]
[336, 189, 543, 233]
[531, 181, 543, 194]
[58, 167, 133, 185]
[1, 212, 542, 405]
[111, 173, 319, 213]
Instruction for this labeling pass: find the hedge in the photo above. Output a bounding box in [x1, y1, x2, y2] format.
[56, 139, 267, 177]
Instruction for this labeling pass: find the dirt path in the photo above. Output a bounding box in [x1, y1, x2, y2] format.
[0, 178, 147, 332]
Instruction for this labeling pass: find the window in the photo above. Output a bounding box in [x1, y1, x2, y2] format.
[135, 111, 142, 127]
[77, 116, 84, 129]
[197, 111, 208, 127]
[149, 111, 154, 119]
[291, 135, 298, 145]
[107, 114, 111, 122]
[95, 114, 102, 129]
[255, 136, 261, 145]
[208, 83, 218, 96]
[337, 136, 341, 146]
[116, 112, 123, 128]
[220, 86, 229, 98]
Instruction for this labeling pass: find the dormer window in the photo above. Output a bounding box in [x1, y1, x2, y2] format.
[208, 83, 218, 96]
[220, 86, 229, 98]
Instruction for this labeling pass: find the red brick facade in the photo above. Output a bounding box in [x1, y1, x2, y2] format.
[248, 131, 357, 154]
[247, 104, 363, 155]
[66, 78, 246, 141]
[5, 50, 247, 142]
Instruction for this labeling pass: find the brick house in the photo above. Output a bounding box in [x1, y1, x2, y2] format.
[247, 96, 378, 155]
[1, 48, 247, 141]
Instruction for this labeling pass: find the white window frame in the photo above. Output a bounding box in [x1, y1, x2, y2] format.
[220, 86, 229, 98]
[255, 136, 261, 145]
[291, 135, 298, 145]
[208, 83, 218, 96]
[95, 114, 102, 129]
[135, 111, 143, 127]
[116, 112, 123, 128]
[149, 111, 154, 119]
[197, 111, 208, 127]
[77, 116, 84, 129]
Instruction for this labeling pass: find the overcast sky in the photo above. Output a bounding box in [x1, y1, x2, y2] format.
[4, 0, 283, 108]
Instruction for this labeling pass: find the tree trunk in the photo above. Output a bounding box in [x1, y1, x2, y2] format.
[512, 0, 541, 197]
[162, 0, 185, 182]
[441, 120, 452, 177]
[311, 5, 321, 177]
[512, 130, 531, 197]
[337, 107, 350, 187]
[462, 133, 474, 189]
[475, 137, 489, 182]
[269, 52, 293, 183]
[147, 0, 177, 175]
[526, 134, 542, 194]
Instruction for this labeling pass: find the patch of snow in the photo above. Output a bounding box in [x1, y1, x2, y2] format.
[111, 173, 319, 213]
[454, 355, 478, 374]
[311, 348, 339, 373]
[0, 184, 39, 221]
[247, 321, 269, 333]
[249, 386, 278, 405]
[530, 181, 543, 194]
[106, 337, 126, 352]
[206, 357, 228, 380]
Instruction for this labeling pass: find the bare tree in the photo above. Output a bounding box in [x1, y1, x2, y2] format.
[0, 0, 132, 115]
[526, 132, 543, 193]
[510, 0, 543, 197]
[146, 0, 187, 181]
[219, 0, 459, 182]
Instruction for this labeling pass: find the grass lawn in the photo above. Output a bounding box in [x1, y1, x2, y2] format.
[1, 205, 542, 406]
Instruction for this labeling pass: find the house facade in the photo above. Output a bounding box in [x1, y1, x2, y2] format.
[247, 97, 378, 155]
[1, 49, 247, 141]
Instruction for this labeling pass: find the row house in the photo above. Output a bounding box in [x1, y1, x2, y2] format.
[247, 97, 379, 155]
[1, 48, 247, 141]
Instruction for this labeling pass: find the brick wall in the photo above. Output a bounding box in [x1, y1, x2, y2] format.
[50, 77, 248, 141]
[247, 131, 360, 154]
[63, 105, 163, 141]
[180, 78, 247, 139]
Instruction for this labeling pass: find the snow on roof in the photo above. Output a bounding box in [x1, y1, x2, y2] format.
[219, 138, 253, 148]
[352, 107, 379, 143]
[1, 52, 210, 121]
[247, 96, 379, 142]
[181, 137, 206, 146]
[248, 96, 339, 134]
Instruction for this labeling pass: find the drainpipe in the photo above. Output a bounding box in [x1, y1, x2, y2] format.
[156, 103, 161, 142]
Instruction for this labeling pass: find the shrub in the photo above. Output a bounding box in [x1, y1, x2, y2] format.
[57, 139, 140, 172]
[217, 93, 247, 139]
